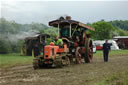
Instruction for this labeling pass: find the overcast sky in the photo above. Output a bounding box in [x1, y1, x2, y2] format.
[1, 0, 128, 25]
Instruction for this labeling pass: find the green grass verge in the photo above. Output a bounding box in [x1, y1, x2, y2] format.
[96, 72, 128, 85]
[0, 53, 33, 68]
[94, 50, 128, 58]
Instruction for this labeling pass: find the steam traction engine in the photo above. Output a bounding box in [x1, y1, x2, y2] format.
[33, 16, 95, 69]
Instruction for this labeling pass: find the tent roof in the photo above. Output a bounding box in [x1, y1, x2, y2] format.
[113, 36, 128, 39]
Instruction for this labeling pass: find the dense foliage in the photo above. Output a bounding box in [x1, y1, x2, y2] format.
[109, 20, 128, 30]
[89, 20, 115, 40]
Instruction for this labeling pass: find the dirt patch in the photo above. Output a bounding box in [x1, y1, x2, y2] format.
[0, 55, 128, 85]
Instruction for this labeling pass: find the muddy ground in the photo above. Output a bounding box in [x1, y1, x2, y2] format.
[0, 55, 128, 85]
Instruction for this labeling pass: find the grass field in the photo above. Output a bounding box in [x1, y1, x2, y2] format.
[94, 50, 128, 57]
[0, 53, 33, 68]
[94, 50, 128, 85]
[0, 50, 128, 69]
[0, 50, 128, 85]
[96, 72, 128, 85]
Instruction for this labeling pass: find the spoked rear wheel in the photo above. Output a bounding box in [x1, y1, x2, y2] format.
[84, 38, 93, 63]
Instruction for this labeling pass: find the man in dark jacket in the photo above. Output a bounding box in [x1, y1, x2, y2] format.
[103, 40, 111, 62]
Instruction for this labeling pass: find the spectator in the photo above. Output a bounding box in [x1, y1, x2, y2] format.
[103, 40, 111, 62]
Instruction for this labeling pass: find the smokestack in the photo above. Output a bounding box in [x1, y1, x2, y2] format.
[66, 16, 71, 20]
[59, 16, 65, 20]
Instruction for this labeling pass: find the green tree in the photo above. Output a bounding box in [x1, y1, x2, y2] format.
[116, 28, 128, 36]
[90, 20, 115, 40]
[0, 40, 12, 53]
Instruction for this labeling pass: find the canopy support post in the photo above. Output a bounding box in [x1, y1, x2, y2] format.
[70, 24, 72, 38]
[58, 24, 60, 37]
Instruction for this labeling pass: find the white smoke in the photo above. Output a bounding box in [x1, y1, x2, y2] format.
[0, 30, 40, 43]
[15, 30, 40, 40]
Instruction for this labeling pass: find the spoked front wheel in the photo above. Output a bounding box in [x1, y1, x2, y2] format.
[75, 47, 82, 64]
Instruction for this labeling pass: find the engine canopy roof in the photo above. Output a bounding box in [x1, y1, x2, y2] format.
[49, 19, 95, 31]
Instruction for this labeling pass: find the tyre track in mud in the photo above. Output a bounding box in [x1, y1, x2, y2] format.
[0, 55, 128, 85]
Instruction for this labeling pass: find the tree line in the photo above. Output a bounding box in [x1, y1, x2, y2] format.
[0, 18, 128, 53]
[110, 20, 128, 30]
[87, 20, 128, 40]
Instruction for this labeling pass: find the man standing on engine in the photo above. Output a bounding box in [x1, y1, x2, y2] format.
[103, 40, 111, 62]
[54, 36, 63, 46]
